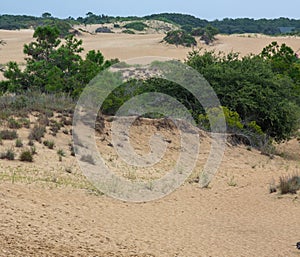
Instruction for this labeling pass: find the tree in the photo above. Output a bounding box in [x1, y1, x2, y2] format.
[1, 26, 118, 96]
[42, 12, 52, 18]
[186, 49, 300, 142]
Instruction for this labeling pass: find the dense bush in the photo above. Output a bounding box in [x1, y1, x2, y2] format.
[1, 26, 118, 97]
[163, 30, 197, 47]
[20, 149, 33, 162]
[186, 46, 300, 142]
[124, 22, 148, 31]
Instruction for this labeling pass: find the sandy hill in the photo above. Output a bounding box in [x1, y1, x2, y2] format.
[0, 29, 300, 256]
[0, 109, 299, 256]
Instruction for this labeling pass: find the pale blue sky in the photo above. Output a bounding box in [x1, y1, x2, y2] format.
[1, 0, 299, 20]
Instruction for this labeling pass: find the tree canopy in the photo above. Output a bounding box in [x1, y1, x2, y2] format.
[1, 25, 118, 97]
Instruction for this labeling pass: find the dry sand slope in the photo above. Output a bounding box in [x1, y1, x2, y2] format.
[0, 115, 299, 256]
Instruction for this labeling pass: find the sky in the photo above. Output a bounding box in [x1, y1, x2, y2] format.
[1, 0, 299, 20]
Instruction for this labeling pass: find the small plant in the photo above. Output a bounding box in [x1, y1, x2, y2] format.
[0, 130, 18, 140]
[57, 149, 66, 157]
[28, 125, 46, 142]
[19, 118, 30, 128]
[279, 174, 300, 194]
[69, 144, 75, 156]
[20, 149, 33, 162]
[15, 138, 23, 148]
[30, 146, 37, 155]
[28, 139, 34, 146]
[0, 149, 15, 160]
[8, 118, 22, 129]
[62, 129, 69, 135]
[228, 176, 237, 187]
[80, 154, 95, 165]
[43, 140, 55, 149]
[37, 114, 50, 126]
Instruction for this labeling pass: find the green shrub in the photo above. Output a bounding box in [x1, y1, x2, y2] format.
[57, 149, 66, 157]
[124, 22, 148, 31]
[28, 125, 46, 142]
[20, 149, 33, 162]
[163, 30, 197, 47]
[15, 138, 23, 148]
[0, 149, 15, 160]
[122, 29, 135, 34]
[8, 118, 22, 129]
[0, 130, 18, 140]
[43, 140, 55, 149]
[198, 106, 243, 131]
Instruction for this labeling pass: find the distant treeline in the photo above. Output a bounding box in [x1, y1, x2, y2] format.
[1, 13, 300, 35]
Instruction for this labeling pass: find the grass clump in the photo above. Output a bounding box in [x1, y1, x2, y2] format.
[15, 138, 23, 148]
[28, 125, 46, 142]
[0, 149, 15, 160]
[19, 149, 33, 162]
[0, 130, 18, 140]
[43, 140, 55, 149]
[8, 118, 22, 129]
[279, 174, 300, 194]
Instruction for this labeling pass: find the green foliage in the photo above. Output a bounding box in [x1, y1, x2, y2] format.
[186, 47, 300, 142]
[122, 29, 135, 34]
[15, 138, 23, 148]
[20, 149, 33, 162]
[200, 25, 219, 45]
[124, 22, 148, 31]
[0, 149, 15, 160]
[1, 26, 117, 97]
[0, 130, 18, 140]
[57, 149, 66, 157]
[43, 140, 55, 149]
[0, 14, 73, 36]
[163, 30, 197, 47]
[8, 118, 22, 129]
[198, 106, 243, 131]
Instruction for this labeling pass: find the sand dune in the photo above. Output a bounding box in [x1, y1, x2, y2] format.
[0, 29, 299, 256]
[1, 29, 300, 65]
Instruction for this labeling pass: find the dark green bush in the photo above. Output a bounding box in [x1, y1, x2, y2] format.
[124, 22, 148, 31]
[20, 150, 33, 162]
[163, 30, 197, 47]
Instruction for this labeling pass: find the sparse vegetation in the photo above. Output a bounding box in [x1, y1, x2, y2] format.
[0, 149, 15, 160]
[15, 138, 23, 148]
[279, 174, 300, 194]
[28, 125, 46, 142]
[43, 140, 55, 149]
[0, 130, 18, 140]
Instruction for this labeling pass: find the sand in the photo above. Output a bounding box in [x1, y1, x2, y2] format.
[0, 29, 299, 256]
